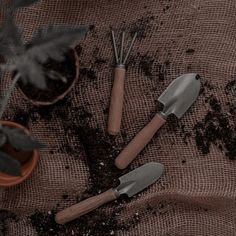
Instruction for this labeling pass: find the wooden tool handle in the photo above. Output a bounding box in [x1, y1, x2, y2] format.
[108, 66, 126, 135]
[115, 114, 166, 169]
[55, 189, 118, 224]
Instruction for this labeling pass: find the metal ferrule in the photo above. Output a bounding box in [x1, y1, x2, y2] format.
[159, 111, 168, 120]
[113, 188, 120, 198]
[115, 64, 126, 69]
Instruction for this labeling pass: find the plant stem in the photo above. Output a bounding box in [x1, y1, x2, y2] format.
[0, 73, 20, 119]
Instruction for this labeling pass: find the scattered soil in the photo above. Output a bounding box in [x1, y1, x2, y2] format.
[180, 124, 192, 145]
[17, 49, 77, 103]
[146, 202, 173, 216]
[165, 115, 192, 145]
[130, 16, 155, 40]
[42, 99, 130, 193]
[12, 109, 30, 127]
[18, 97, 133, 235]
[138, 54, 166, 80]
[0, 210, 17, 236]
[186, 48, 195, 54]
[139, 55, 154, 77]
[225, 79, 236, 95]
[92, 47, 107, 66]
[199, 79, 214, 96]
[76, 126, 129, 193]
[163, 5, 171, 13]
[229, 102, 236, 116]
[80, 68, 97, 81]
[194, 96, 236, 159]
[30, 209, 127, 236]
[31, 129, 131, 235]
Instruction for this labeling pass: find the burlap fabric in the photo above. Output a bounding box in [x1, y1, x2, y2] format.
[0, 0, 236, 235]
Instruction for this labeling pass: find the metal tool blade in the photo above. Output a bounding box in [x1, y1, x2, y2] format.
[158, 73, 200, 119]
[116, 162, 164, 197]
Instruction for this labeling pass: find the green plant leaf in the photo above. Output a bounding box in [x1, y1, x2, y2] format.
[0, 15, 23, 57]
[12, 0, 40, 9]
[27, 25, 88, 64]
[0, 132, 7, 147]
[47, 70, 67, 83]
[3, 127, 45, 150]
[0, 151, 21, 176]
[14, 56, 47, 89]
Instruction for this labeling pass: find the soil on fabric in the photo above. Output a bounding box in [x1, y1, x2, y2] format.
[136, 53, 167, 81]
[0, 210, 17, 236]
[130, 15, 155, 40]
[30, 209, 128, 236]
[225, 79, 236, 95]
[17, 49, 77, 103]
[9, 19, 176, 232]
[16, 97, 133, 235]
[194, 96, 236, 159]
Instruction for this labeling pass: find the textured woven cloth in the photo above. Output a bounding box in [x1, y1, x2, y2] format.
[0, 0, 236, 235]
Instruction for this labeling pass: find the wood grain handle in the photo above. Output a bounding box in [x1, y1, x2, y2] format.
[108, 67, 126, 135]
[115, 114, 166, 169]
[55, 189, 118, 224]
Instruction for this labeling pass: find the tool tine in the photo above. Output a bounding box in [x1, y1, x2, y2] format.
[119, 31, 125, 64]
[123, 32, 137, 64]
[111, 30, 119, 64]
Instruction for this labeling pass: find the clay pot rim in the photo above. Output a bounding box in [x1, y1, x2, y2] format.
[0, 120, 39, 187]
[17, 48, 79, 106]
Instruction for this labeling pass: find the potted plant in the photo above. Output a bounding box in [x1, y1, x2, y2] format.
[2, 0, 85, 106]
[0, 0, 88, 186]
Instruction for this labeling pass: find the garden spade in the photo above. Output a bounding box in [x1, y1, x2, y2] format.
[115, 73, 200, 169]
[55, 162, 164, 224]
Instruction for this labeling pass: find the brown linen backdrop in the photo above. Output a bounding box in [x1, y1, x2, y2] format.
[0, 0, 236, 235]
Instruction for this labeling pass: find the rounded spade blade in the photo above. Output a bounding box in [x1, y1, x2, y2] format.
[116, 162, 164, 197]
[158, 73, 200, 119]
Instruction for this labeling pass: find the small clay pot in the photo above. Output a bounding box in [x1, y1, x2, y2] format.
[0, 121, 40, 187]
[17, 49, 79, 106]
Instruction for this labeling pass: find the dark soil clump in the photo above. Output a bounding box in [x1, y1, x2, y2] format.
[30, 211, 64, 236]
[75, 126, 128, 193]
[12, 109, 30, 127]
[80, 68, 97, 81]
[199, 79, 214, 96]
[30, 209, 127, 236]
[22, 99, 132, 234]
[139, 55, 154, 77]
[0, 210, 17, 235]
[194, 96, 236, 159]
[225, 79, 236, 95]
[18, 49, 77, 103]
[138, 54, 166, 81]
[166, 115, 192, 144]
[130, 16, 155, 40]
[11, 98, 72, 125]
[186, 48, 195, 54]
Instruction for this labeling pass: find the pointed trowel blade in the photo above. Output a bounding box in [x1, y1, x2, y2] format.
[116, 162, 164, 197]
[158, 73, 200, 119]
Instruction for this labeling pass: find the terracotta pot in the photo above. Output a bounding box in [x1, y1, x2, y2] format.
[17, 49, 79, 106]
[0, 121, 40, 187]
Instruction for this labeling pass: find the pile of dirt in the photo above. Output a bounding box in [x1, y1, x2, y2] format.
[30, 209, 127, 236]
[194, 96, 236, 159]
[0, 210, 17, 236]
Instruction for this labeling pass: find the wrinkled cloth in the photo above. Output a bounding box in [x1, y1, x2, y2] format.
[0, 0, 236, 235]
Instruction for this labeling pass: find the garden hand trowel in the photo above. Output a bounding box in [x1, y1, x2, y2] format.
[115, 73, 200, 169]
[55, 162, 164, 224]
